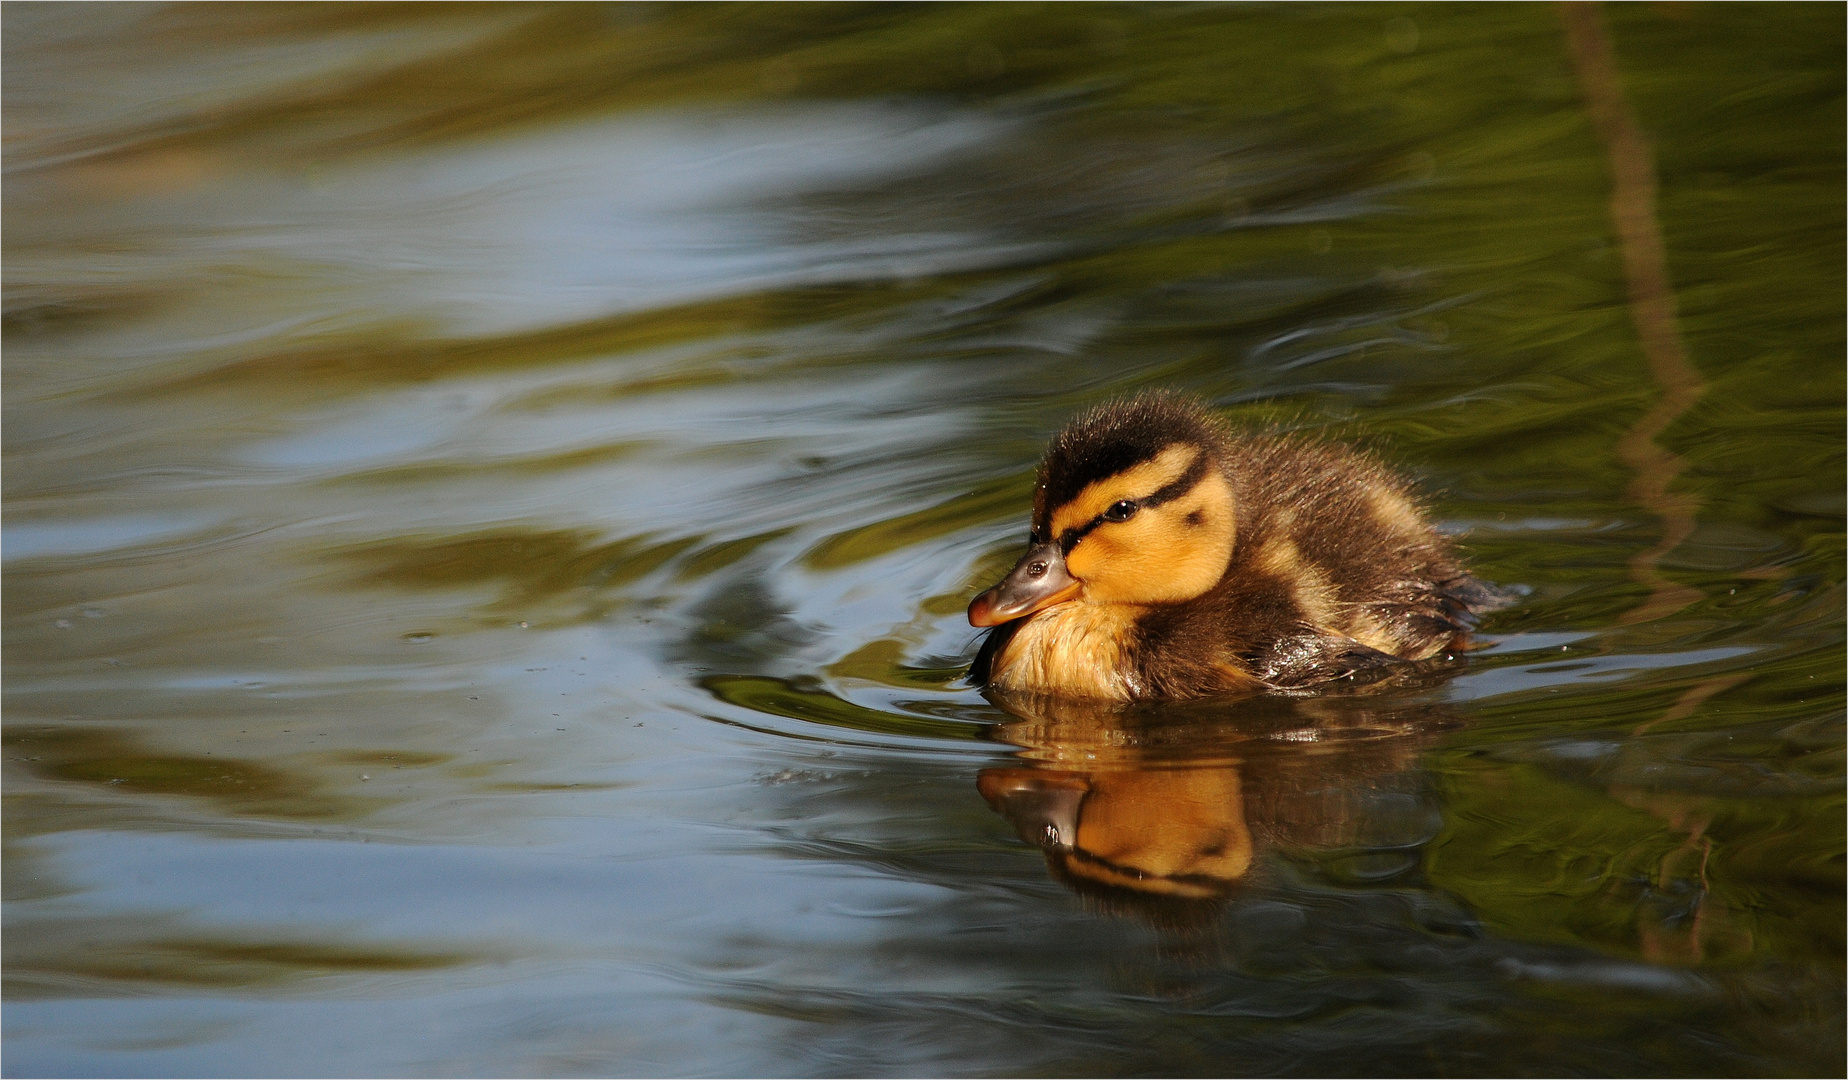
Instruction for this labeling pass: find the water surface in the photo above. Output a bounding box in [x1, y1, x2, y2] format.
[5, 4, 1842, 1076]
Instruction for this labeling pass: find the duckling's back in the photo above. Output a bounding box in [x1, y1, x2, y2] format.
[1145, 432, 1486, 690]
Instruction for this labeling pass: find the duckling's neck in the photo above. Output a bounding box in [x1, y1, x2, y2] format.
[987, 602, 1146, 701]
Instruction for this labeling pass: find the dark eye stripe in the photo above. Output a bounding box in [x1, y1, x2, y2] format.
[1140, 452, 1210, 510]
[1059, 452, 1210, 554]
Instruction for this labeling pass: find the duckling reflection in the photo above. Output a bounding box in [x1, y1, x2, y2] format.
[978, 689, 1451, 926]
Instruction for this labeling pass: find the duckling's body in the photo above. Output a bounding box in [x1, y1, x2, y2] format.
[969, 393, 1499, 700]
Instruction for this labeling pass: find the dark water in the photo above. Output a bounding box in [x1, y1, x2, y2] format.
[4, 4, 1842, 1076]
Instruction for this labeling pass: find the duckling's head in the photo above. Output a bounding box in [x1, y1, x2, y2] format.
[969, 392, 1236, 627]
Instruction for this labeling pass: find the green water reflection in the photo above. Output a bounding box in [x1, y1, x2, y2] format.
[4, 2, 1842, 1076]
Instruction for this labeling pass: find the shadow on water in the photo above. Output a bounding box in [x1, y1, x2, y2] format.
[4, 724, 364, 823]
[5, 920, 486, 1000]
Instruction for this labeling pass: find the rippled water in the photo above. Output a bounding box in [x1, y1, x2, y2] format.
[5, 5, 1842, 1076]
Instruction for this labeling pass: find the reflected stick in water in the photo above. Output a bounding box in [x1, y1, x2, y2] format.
[1564, 8, 1765, 965]
[1605, 780, 1757, 965]
[1560, 2, 1706, 626]
[1614, 671, 1756, 964]
[1629, 671, 1752, 737]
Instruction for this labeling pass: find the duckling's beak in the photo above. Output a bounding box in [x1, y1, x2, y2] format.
[968, 541, 1081, 627]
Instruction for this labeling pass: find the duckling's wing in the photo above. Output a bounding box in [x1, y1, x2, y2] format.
[1381, 574, 1515, 643]
[1254, 632, 1405, 689]
[1437, 574, 1518, 619]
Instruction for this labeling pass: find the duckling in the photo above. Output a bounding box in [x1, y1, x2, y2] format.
[968, 391, 1501, 700]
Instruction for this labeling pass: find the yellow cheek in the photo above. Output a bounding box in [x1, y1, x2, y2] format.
[1064, 528, 1124, 584]
[1067, 508, 1232, 604]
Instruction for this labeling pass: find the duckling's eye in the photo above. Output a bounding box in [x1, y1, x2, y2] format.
[1103, 500, 1138, 523]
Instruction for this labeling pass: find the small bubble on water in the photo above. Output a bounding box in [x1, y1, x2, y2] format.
[54, 619, 72, 629]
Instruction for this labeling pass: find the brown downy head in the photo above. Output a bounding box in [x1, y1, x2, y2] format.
[969, 392, 1237, 627]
